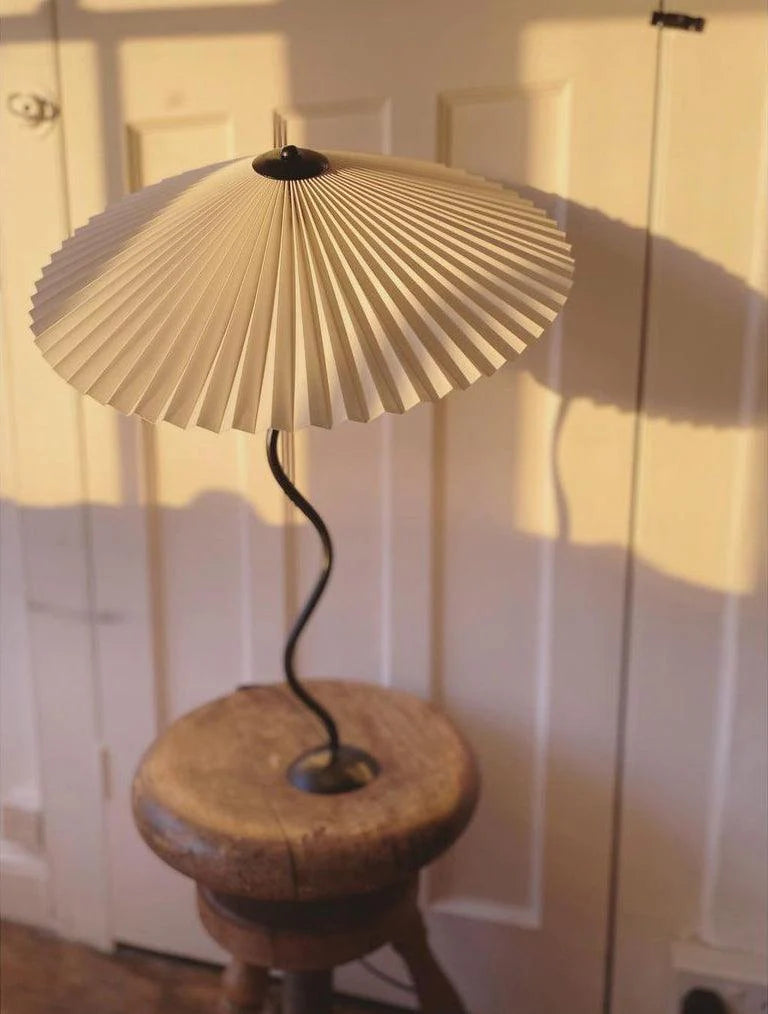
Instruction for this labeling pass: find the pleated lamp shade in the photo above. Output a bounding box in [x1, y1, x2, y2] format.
[30, 147, 574, 434]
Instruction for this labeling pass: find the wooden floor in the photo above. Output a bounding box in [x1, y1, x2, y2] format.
[0, 921, 407, 1014]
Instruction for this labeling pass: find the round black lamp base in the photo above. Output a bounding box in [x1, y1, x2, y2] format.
[288, 744, 380, 795]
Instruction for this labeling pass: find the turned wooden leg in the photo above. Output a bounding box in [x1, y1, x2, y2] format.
[391, 906, 468, 1014]
[218, 958, 270, 1013]
[282, 969, 334, 1014]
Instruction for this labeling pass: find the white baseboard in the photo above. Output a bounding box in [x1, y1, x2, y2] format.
[0, 839, 50, 928]
[673, 940, 768, 987]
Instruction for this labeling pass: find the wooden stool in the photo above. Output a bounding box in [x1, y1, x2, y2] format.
[133, 680, 479, 1014]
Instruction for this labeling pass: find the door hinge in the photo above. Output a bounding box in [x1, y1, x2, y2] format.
[651, 10, 705, 31]
[99, 745, 113, 800]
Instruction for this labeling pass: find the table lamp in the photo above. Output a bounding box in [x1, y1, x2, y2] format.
[30, 144, 574, 794]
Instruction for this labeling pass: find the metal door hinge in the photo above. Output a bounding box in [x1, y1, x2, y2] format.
[100, 746, 113, 800]
[651, 10, 705, 31]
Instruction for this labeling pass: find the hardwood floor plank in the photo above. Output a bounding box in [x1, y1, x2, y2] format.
[0, 921, 408, 1014]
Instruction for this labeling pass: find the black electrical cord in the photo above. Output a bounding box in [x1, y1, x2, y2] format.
[359, 957, 416, 994]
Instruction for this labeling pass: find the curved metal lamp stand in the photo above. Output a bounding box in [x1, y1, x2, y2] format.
[266, 429, 380, 795]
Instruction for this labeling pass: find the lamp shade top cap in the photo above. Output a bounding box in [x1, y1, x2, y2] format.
[252, 145, 330, 180]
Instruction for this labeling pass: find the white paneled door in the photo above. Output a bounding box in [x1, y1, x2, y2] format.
[5, 2, 760, 1013]
[611, 5, 768, 1012]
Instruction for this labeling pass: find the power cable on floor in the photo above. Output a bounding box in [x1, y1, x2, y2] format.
[359, 957, 416, 994]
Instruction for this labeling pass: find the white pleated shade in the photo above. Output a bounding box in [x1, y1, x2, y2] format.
[31, 150, 574, 433]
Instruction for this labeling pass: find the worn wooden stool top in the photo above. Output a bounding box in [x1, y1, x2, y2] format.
[133, 680, 479, 902]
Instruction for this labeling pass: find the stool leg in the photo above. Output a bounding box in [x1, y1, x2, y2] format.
[219, 958, 270, 1013]
[391, 907, 468, 1014]
[282, 970, 333, 1014]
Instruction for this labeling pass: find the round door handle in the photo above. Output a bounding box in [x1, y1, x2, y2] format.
[7, 92, 59, 126]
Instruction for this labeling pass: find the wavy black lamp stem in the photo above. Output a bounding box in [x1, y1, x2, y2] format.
[266, 428, 340, 754]
[265, 429, 380, 795]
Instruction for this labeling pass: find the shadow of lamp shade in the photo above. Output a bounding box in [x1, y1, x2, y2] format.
[30, 144, 574, 793]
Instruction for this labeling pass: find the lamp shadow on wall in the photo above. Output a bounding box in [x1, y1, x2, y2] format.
[422, 194, 766, 1008]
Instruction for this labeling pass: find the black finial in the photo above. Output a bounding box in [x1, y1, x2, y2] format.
[252, 145, 329, 180]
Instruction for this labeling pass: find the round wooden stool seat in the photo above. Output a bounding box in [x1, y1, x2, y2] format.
[132, 680, 478, 1013]
[133, 679, 478, 902]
